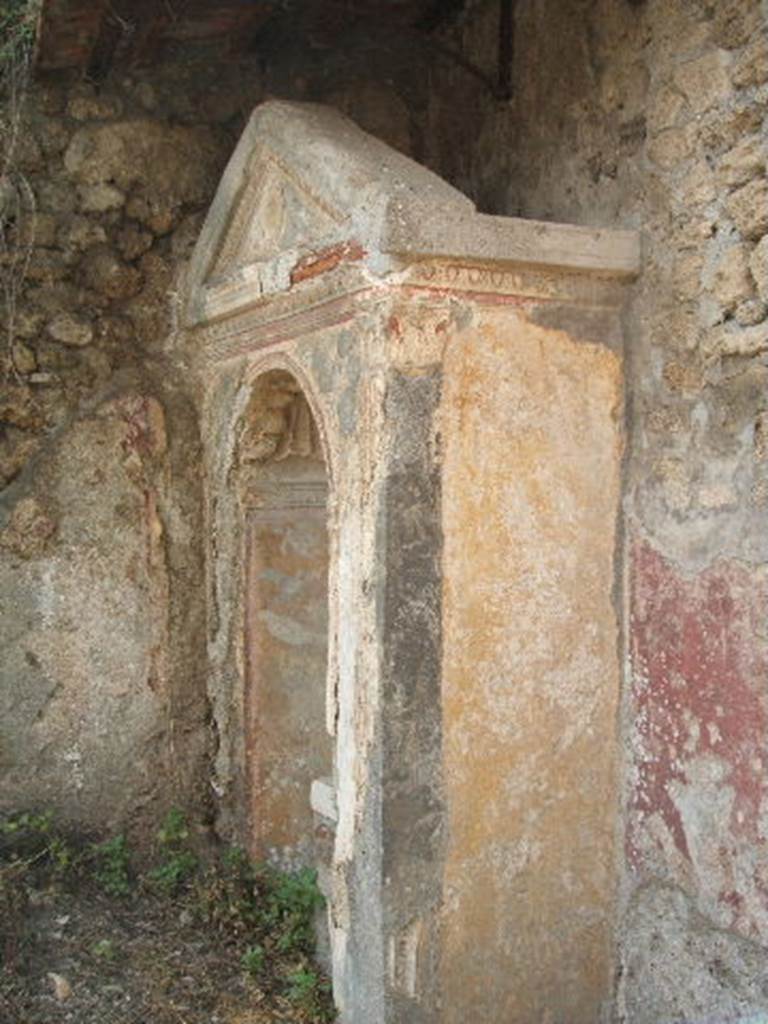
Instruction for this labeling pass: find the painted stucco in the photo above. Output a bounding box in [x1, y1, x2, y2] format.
[183, 101, 637, 1023]
[440, 305, 623, 1024]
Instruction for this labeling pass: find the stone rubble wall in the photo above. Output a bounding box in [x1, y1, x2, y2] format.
[0, 63, 264, 836]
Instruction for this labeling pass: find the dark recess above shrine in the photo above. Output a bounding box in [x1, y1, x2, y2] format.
[35, 0, 471, 78]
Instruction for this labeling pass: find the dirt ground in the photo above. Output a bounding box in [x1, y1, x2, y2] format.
[0, 816, 335, 1024]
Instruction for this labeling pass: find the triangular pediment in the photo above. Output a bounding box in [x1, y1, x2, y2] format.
[205, 145, 346, 280]
[185, 100, 641, 327]
[185, 100, 474, 324]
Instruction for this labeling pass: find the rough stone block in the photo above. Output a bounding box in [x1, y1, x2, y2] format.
[662, 359, 703, 395]
[682, 161, 719, 209]
[37, 180, 77, 216]
[125, 196, 178, 236]
[674, 51, 732, 113]
[0, 429, 39, 486]
[0, 496, 56, 558]
[58, 215, 107, 251]
[711, 0, 763, 50]
[735, 298, 767, 326]
[711, 243, 755, 312]
[33, 213, 59, 248]
[134, 81, 157, 111]
[727, 179, 768, 240]
[699, 106, 763, 154]
[650, 306, 700, 352]
[13, 309, 44, 339]
[25, 249, 69, 283]
[648, 126, 694, 170]
[81, 246, 142, 300]
[77, 183, 125, 213]
[731, 34, 768, 88]
[35, 117, 70, 155]
[646, 85, 687, 136]
[116, 224, 154, 261]
[64, 121, 224, 208]
[704, 322, 768, 359]
[749, 235, 768, 301]
[717, 135, 766, 189]
[11, 341, 37, 375]
[15, 134, 43, 172]
[0, 385, 41, 429]
[47, 313, 94, 347]
[672, 249, 704, 300]
[67, 95, 123, 121]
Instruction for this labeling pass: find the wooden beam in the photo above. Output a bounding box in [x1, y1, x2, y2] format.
[498, 0, 514, 101]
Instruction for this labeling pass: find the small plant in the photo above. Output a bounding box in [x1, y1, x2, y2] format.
[0, 0, 39, 70]
[148, 849, 198, 892]
[90, 835, 131, 897]
[190, 849, 333, 1015]
[0, 808, 76, 969]
[91, 938, 117, 961]
[155, 808, 189, 848]
[240, 943, 265, 977]
[285, 966, 333, 1018]
[0, 809, 54, 845]
[147, 808, 198, 894]
[0, 810, 76, 879]
[222, 845, 251, 874]
[266, 866, 325, 955]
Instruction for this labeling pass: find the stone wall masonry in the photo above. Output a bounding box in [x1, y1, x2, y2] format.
[0, 61, 263, 833]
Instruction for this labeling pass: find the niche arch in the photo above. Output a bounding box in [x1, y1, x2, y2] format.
[234, 361, 336, 873]
[238, 351, 337, 491]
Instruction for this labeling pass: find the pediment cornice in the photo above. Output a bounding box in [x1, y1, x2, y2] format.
[185, 101, 641, 329]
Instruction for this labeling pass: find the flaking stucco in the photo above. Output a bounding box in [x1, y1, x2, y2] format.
[440, 307, 623, 1024]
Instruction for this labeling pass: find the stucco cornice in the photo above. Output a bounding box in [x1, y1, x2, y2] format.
[184, 100, 640, 337]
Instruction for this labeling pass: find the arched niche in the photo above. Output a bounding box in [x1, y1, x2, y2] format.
[235, 368, 333, 872]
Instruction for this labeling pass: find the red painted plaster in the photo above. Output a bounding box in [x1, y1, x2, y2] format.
[290, 241, 365, 284]
[628, 540, 768, 881]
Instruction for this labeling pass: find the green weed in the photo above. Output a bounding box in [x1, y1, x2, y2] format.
[148, 849, 198, 892]
[156, 807, 189, 848]
[240, 943, 265, 977]
[147, 809, 197, 893]
[90, 835, 132, 897]
[0, 810, 76, 879]
[0, 0, 38, 71]
[0, 810, 52, 836]
[0, 809, 77, 969]
[286, 966, 333, 1018]
[1, 809, 336, 1018]
[265, 866, 324, 955]
[91, 938, 117, 960]
[192, 853, 332, 1014]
